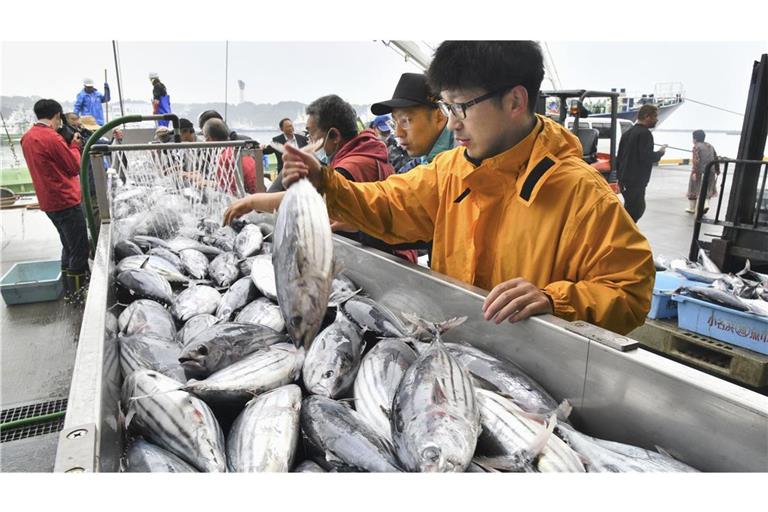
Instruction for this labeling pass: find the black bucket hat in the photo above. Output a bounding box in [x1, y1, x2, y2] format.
[371, 73, 439, 115]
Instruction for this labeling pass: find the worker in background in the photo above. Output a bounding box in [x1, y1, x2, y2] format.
[370, 72, 455, 173]
[616, 104, 667, 223]
[262, 118, 309, 178]
[369, 114, 410, 173]
[196, 118, 258, 195]
[149, 73, 172, 127]
[686, 129, 720, 214]
[197, 110, 252, 141]
[20, 99, 89, 302]
[74, 78, 110, 126]
[275, 41, 655, 335]
[178, 118, 197, 143]
[224, 94, 418, 263]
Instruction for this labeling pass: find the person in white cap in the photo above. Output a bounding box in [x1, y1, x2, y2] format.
[149, 72, 172, 127]
[74, 77, 110, 126]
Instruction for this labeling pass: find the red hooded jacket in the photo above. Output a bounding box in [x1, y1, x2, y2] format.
[330, 129, 418, 263]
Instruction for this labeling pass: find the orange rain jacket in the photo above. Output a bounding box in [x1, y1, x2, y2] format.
[320, 115, 655, 334]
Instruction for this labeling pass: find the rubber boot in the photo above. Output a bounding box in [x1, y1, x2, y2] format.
[61, 270, 74, 303]
[69, 271, 90, 306]
[703, 200, 710, 214]
[685, 200, 696, 214]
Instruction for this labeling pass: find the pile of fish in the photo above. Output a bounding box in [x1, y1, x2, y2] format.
[656, 250, 768, 317]
[111, 179, 699, 473]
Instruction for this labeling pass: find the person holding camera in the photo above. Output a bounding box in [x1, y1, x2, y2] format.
[20, 99, 90, 302]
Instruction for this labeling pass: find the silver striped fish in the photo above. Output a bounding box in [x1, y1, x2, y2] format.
[293, 460, 326, 472]
[179, 249, 209, 280]
[300, 395, 401, 472]
[555, 423, 698, 472]
[118, 299, 176, 341]
[234, 223, 264, 259]
[250, 254, 278, 301]
[117, 255, 189, 284]
[444, 343, 560, 416]
[226, 384, 302, 472]
[124, 438, 198, 472]
[474, 389, 585, 473]
[118, 333, 185, 382]
[122, 369, 226, 472]
[391, 330, 480, 472]
[182, 343, 305, 405]
[176, 314, 218, 346]
[216, 277, 257, 321]
[171, 285, 221, 322]
[273, 178, 334, 348]
[235, 297, 285, 332]
[302, 312, 364, 399]
[353, 338, 417, 442]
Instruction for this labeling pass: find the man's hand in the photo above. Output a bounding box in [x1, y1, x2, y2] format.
[482, 278, 554, 324]
[71, 132, 82, 147]
[223, 195, 259, 226]
[282, 143, 323, 190]
[659, 144, 668, 154]
[330, 220, 356, 233]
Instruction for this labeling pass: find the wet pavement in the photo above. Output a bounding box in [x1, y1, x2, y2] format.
[0, 205, 83, 471]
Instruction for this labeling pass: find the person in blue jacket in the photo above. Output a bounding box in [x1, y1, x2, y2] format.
[73, 78, 110, 126]
[149, 72, 172, 127]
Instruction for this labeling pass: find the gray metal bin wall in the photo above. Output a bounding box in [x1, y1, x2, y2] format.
[55, 225, 768, 472]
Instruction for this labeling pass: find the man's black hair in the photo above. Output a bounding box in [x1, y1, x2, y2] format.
[198, 110, 223, 130]
[427, 41, 545, 114]
[203, 118, 230, 141]
[279, 118, 292, 130]
[693, 129, 706, 143]
[33, 99, 63, 120]
[179, 118, 195, 133]
[306, 95, 358, 140]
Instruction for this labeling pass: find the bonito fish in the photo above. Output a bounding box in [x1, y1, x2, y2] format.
[273, 179, 334, 348]
[227, 384, 302, 472]
[122, 369, 226, 472]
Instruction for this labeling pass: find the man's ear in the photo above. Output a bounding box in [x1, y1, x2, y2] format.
[506, 85, 529, 115]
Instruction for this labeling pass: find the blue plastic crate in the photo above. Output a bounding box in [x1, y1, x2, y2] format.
[0, 260, 64, 305]
[672, 295, 768, 355]
[648, 271, 705, 320]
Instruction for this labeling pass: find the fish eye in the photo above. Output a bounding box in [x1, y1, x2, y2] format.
[197, 345, 208, 356]
[323, 370, 334, 379]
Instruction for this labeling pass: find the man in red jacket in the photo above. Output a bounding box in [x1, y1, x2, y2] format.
[227, 94, 417, 263]
[20, 99, 89, 301]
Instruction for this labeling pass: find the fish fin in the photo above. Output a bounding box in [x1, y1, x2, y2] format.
[470, 458, 501, 473]
[431, 379, 447, 404]
[139, 257, 150, 270]
[124, 409, 136, 430]
[328, 288, 361, 307]
[472, 454, 535, 472]
[526, 413, 557, 459]
[555, 400, 573, 422]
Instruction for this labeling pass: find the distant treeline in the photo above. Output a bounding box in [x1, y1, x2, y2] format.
[1, 96, 372, 130]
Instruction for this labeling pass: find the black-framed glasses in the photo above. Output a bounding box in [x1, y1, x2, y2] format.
[437, 86, 517, 120]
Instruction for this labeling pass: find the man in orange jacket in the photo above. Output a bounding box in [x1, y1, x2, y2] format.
[277, 41, 654, 335]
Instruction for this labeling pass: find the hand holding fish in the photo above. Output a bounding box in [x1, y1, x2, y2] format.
[282, 143, 323, 190]
[482, 278, 553, 324]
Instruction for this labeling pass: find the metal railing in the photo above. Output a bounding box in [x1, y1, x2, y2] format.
[689, 157, 768, 261]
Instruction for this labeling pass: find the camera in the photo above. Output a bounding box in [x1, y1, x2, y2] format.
[57, 113, 79, 145]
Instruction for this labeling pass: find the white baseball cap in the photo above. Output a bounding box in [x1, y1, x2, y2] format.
[83, 78, 94, 86]
[148, 72, 159, 79]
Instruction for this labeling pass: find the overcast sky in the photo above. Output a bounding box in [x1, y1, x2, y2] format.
[2, 40, 765, 131]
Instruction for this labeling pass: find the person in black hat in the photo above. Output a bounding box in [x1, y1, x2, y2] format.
[178, 118, 197, 142]
[371, 73, 453, 173]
